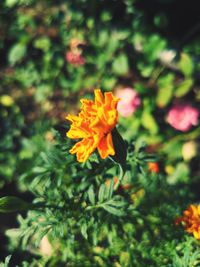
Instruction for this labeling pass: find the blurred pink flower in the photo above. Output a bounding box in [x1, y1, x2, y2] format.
[116, 88, 141, 117]
[65, 51, 85, 66]
[167, 104, 199, 132]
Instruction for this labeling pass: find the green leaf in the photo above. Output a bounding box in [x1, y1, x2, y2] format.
[156, 85, 173, 107]
[174, 78, 193, 97]
[32, 167, 47, 174]
[106, 178, 114, 200]
[0, 196, 30, 213]
[81, 223, 88, 239]
[112, 53, 129, 76]
[5, 0, 18, 7]
[137, 62, 154, 78]
[178, 53, 193, 77]
[107, 199, 127, 208]
[102, 77, 117, 90]
[0, 255, 12, 267]
[8, 44, 27, 66]
[98, 184, 106, 203]
[98, 30, 109, 47]
[33, 37, 51, 52]
[141, 112, 158, 134]
[144, 34, 166, 62]
[141, 154, 158, 162]
[167, 163, 189, 184]
[35, 227, 51, 247]
[102, 204, 125, 216]
[88, 186, 95, 205]
[156, 73, 174, 107]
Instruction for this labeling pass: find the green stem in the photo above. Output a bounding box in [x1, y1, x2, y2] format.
[148, 66, 165, 87]
[114, 164, 126, 190]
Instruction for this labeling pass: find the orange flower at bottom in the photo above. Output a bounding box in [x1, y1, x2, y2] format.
[66, 89, 119, 162]
[175, 204, 200, 240]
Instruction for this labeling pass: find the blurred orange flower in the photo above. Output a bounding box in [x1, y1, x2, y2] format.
[175, 204, 200, 240]
[148, 162, 160, 173]
[66, 89, 119, 162]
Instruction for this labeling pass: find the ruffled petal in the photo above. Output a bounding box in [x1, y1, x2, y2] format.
[69, 136, 99, 162]
[105, 92, 119, 109]
[94, 89, 104, 106]
[66, 114, 91, 139]
[80, 99, 94, 111]
[66, 125, 90, 139]
[66, 114, 80, 123]
[97, 132, 115, 159]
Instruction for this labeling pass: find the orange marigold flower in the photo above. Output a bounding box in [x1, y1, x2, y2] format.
[175, 204, 200, 240]
[148, 162, 160, 173]
[66, 89, 119, 162]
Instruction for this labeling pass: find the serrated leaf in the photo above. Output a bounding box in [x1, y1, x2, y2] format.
[174, 78, 193, 97]
[88, 186, 95, 205]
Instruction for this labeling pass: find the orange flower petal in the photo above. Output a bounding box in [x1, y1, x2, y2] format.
[66, 114, 80, 123]
[97, 132, 115, 159]
[105, 92, 119, 109]
[66, 115, 91, 139]
[193, 230, 200, 239]
[94, 89, 104, 106]
[69, 136, 98, 162]
[66, 126, 90, 139]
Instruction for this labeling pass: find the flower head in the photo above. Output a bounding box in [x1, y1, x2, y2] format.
[148, 162, 160, 173]
[116, 88, 141, 117]
[166, 104, 199, 132]
[175, 204, 200, 239]
[0, 95, 14, 107]
[159, 49, 176, 66]
[182, 141, 197, 161]
[66, 89, 119, 162]
[65, 51, 85, 66]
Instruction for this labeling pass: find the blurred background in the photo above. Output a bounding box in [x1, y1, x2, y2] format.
[0, 0, 200, 263]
